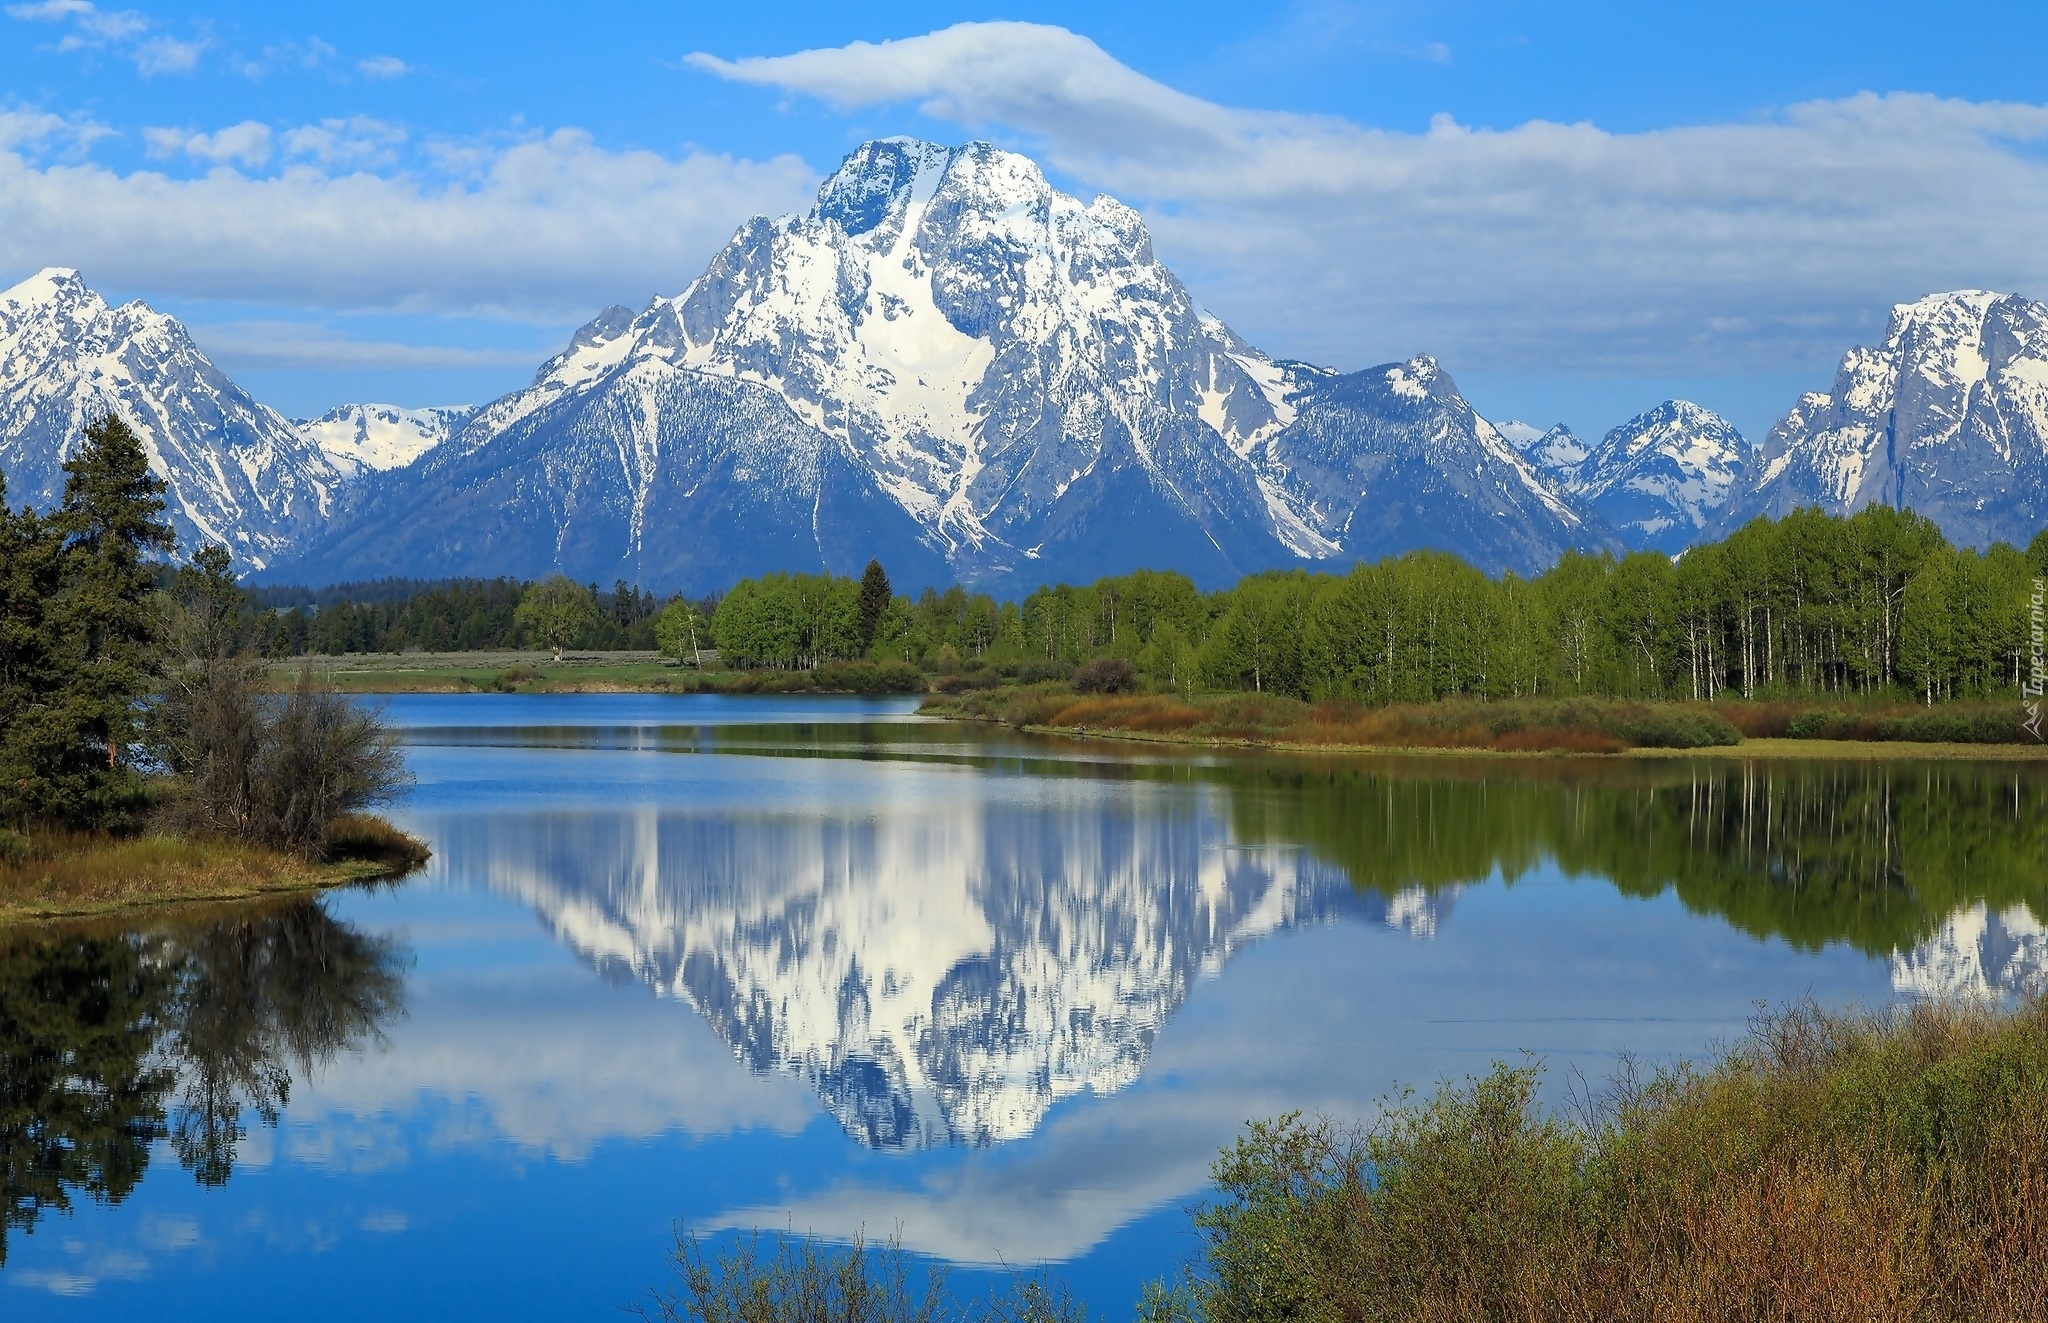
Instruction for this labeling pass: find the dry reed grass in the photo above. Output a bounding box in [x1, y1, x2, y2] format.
[0, 817, 428, 924]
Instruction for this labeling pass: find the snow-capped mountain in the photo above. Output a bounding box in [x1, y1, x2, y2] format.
[433, 797, 1453, 1149]
[296, 403, 470, 479]
[0, 267, 344, 569]
[1504, 421, 1591, 479]
[282, 138, 1608, 591]
[1721, 290, 2048, 545]
[1570, 401, 1749, 553]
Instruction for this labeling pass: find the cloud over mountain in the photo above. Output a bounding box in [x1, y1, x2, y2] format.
[692, 23, 2048, 378]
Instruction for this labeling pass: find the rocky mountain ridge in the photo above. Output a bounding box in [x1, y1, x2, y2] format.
[1719, 290, 2048, 546]
[0, 267, 345, 569]
[4, 173, 2044, 585]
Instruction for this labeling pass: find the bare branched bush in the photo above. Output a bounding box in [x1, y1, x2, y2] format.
[154, 663, 409, 859]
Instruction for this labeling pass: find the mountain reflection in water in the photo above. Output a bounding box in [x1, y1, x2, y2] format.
[437, 729, 2048, 1150]
[0, 900, 409, 1265]
[454, 803, 1447, 1149]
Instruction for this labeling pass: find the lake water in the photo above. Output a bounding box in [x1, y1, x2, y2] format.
[5, 694, 2045, 1318]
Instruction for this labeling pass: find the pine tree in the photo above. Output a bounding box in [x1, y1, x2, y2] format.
[857, 559, 892, 651]
[26, 418, 175, 825]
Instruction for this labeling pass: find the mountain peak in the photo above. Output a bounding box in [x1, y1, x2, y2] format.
[1573, 400, 1747, 552]
[2, 266, 95, 318]
[0, 267, 343, 568]
[1722, 287, 2047, 545]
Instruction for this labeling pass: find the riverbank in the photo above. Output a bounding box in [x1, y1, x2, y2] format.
[0, 814, 430, 925]
[921, 688, 2048, 759]
[267, 651, 925, 695]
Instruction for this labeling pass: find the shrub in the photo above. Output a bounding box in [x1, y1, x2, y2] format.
[1072, 657, 1137, 694]
[154, 665, 411, 859]
[323, 812, 431, 871]
[813, 660, 929, 695]
[0, 828, 26, 865]
[1786, 705, 2028, 744]
[1171, 995, 2048, 1323]
[1014, 659, 1074, 684]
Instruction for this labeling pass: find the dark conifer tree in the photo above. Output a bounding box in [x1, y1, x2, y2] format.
[857, 559, 892, 650]
[39, 416, 176, 823]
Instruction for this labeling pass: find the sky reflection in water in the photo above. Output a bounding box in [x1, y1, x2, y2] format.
[4, 694, 2044, 1319]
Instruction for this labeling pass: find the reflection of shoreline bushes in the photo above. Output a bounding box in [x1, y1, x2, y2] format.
[0, 900, 408, 1262]
[656, 996, 2048, 1323]
[1224, 760, 2048, 956]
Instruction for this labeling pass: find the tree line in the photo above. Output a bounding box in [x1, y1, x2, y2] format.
[243, 576, 668, 656]
[708, 506, 2048, 705]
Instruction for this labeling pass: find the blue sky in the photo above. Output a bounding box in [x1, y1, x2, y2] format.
[3, 1, 2044, 439]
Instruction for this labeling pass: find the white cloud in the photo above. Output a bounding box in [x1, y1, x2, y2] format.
[133, 32, 203, 75]
[7, 0, 145, 40]
[8, 0, 206, 75]
[278, 115, 407, 168]
[357, 54, 410, 80]
[187, 320, 550, 371]
[144, 119, 272, 166]
[0, 124, 819, 319]
[689, 21, 2048, 377]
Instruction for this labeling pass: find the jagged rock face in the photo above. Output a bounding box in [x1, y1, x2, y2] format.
[1257, 357, 1614, 571]
[283, 139, 1607, 591]
[0, 267, 342, 568]
[1570, 400, 1749, 553]
[1724, 291, 2048, 546]
[439, 799, 1452, 1149]
[296, 403, 471, 479]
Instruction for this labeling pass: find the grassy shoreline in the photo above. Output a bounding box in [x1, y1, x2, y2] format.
[921, 688, 2048, 760]
[0, 814, 431, 926]
[982, 720, 2048, 761]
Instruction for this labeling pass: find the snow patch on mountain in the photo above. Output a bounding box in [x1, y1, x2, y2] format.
[0, 267, 342, 569]
[297, 403, 471, 477]
[1507, 422, 1591, 480]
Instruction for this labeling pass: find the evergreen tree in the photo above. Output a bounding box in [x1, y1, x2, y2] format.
[13, 418, 175, 826]
[0, 474, 66, 827]
[857, 559, 892, 651]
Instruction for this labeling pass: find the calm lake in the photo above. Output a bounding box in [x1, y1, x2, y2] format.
[5, 694, 2046, 1318]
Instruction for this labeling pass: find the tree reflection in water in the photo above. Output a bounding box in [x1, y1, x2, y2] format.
[1225, 758, 2048, 956]
[0, 899, 407, 1261]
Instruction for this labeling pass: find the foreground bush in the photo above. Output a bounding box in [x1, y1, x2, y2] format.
[1164, 996, 2048, 1323]
[640, 1229, 1084, 1323]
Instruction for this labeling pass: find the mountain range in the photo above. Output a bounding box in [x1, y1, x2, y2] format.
[2, 137, 2043, 590]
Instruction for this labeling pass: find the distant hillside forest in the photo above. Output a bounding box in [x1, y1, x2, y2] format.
[248, 506, 2047, 705]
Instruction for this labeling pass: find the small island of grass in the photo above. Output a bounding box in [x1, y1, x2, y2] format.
[2, 419, 423, 927]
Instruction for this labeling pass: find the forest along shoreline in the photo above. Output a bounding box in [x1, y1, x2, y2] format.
[0, 420, 425, 927]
